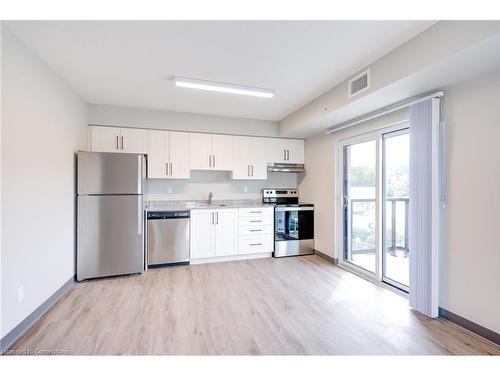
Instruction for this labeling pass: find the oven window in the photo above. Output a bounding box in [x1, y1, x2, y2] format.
[275, 210, 314, 241]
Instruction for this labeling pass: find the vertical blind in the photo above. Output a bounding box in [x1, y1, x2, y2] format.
[408, 97, 442, 318]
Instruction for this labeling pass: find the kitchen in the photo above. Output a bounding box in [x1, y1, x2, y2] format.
[77, 128, 313, 280]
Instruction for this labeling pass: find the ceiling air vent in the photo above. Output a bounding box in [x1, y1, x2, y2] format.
[348, 69, 371, 98]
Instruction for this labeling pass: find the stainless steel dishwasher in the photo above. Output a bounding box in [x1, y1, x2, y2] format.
[147, 210, 190, 267]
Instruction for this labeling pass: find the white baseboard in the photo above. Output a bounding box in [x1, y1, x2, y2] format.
[190, 252, 272, 265]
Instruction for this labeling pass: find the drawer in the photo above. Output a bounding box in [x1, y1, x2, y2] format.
[239, 235, 273, 254]
[239, 225, 273, 236]
[239, 216, 273, 226]
[239, 207, 274, 217]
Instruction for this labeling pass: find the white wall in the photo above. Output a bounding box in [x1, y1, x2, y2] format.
[89, 104, 280, 137]
[299, 70, 500, 333]
[1, 26, 88, 338]
[439, 70, 500, 333]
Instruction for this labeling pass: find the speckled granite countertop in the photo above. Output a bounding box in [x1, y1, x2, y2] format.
[146, 199, 275, 212]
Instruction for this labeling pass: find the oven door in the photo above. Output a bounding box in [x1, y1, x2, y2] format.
[275, 206, 314, 240]
[274, 206, 314, 256]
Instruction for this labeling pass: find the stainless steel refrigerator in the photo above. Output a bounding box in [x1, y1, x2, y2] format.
[77, 151, 145, 281]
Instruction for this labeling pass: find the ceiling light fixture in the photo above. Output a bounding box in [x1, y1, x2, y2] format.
[173, 76, 275, 98]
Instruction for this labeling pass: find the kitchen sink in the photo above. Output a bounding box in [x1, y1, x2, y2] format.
[197, 204, 227, 208]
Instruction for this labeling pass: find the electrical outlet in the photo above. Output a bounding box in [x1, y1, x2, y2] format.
[17, 286, 24, 304]
[243, 185, 248, 193]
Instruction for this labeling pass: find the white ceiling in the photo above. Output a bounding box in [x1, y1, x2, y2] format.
[6, 21, 436, 121]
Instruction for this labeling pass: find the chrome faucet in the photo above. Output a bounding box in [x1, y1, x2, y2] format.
[208, 192, 214, 205]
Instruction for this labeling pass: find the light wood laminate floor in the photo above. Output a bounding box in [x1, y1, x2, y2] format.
[9, 255, 500, 355]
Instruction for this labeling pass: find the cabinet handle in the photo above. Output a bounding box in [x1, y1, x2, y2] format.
[247, 165, 250, 176]
[116, 136, 119, 150]
[284, 149, 286, 161]
[216, 212, 219, 224]
[121, 136, 124, 150]
[250, 211, 261, 214]
[211, 212, 214, 224]
[287, 149, 290, 160]
[250, 229, 262, 232]
[166, 163, 169, 176]
[170, 162, 173, 176]
[251, 165, 254, 176]
[249, 243, 262, 246]
[213, 154, 216, 168]
[249, 220, 262, 223]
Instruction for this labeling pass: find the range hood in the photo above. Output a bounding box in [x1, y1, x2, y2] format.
[267, 163, 305, 173]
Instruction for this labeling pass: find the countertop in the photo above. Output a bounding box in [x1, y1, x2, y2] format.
[146, 199, 275, 212]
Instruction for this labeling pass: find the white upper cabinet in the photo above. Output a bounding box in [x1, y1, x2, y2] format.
[189, 133, 234, 171]
[148, 130, 189, 179]
[188, 133, 212, 170]
[212, 134, 234, 171]
[90, 126, 121, 153]
[232, 136, 267, 180]
[120, 128, 149, 154]
[90, 126, 148, 154]
[266, 138, 305, 164]
[168, 132, 190, 178]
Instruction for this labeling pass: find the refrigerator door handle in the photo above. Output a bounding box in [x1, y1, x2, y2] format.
[138, 198, 143, 235]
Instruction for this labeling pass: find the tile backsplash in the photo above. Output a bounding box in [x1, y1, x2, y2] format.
[146, 170, 298, 201]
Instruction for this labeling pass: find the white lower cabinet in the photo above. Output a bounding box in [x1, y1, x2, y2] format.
[238, 207, 274, 255]
[190, 206, 274, 262]
[190, 209, 238, 259]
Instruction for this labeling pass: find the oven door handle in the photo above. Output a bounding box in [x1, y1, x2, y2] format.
[274, 206, 314, 211]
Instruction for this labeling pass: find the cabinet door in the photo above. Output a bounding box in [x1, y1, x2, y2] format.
[169, 131, 190, 179]
[190, 210, 214, 259]
[189, 133, 212, 170]
[266, 138, 287, 163]
[121, 128, 149, 154]
[232, 136, 251, 179]
[90, 126, 121, 153]
[214, 209, 238, 257]
[249, 137, 268, 179]
[286, 139, 305, 164]
[212, 134, 234, 171]
[147, 130, 168, 178]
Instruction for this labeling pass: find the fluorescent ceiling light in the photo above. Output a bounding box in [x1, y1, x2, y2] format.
[173, 77, 274, 98]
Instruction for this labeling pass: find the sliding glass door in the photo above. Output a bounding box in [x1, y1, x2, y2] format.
[340, 124, 409, 292]
[382, 130, 410, 291]
[343, 139, 377, 273]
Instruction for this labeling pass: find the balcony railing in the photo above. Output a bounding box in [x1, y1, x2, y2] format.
[348, 197, 409, 257]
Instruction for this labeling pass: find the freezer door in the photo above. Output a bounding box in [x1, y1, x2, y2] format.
[77, 195, 144, 280]
[78, 151, 144, 195]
